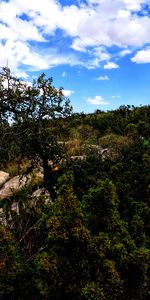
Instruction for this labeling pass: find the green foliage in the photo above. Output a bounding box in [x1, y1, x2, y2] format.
[83, 180, 119, 234]
[81, 282, 104, 300]
[0, 70, 150, 299]
[126, 247, 150, 299]
[0, 225, 19, 299]
[0, 68, 72, 198]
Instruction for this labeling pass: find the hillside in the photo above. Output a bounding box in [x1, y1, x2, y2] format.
[0, 70, 150, 299]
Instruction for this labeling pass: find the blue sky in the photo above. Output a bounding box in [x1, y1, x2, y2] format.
[0, 0, 150, 113]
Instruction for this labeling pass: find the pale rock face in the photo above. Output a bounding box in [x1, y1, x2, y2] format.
[11, 201, 20, 215]
[0, 174, 30, 200]
[0, 171, 9, 187]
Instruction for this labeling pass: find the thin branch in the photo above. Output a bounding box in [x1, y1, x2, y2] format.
[18, 219, 41, 244]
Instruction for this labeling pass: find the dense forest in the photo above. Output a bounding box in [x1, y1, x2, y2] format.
[0, 68, 150, 299]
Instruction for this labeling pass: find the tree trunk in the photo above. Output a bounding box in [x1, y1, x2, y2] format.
[42, 156, 56, 200]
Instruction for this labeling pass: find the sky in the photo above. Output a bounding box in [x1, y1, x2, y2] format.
[0, 0, 150, 113]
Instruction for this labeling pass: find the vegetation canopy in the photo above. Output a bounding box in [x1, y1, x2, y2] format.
[0, 69, 150, 299]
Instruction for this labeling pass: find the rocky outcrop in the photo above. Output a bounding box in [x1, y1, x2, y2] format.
[0, 174, 31, 200]
[0, 171, 9, 187]
[0, 170, 49, 226]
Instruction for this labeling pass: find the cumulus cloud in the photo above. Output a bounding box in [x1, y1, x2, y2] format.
[71, 0, 150, 50]
[119, 48, 131, 56]
[1, 0, 150, 75]
[97, 75, 109, 80]
[0, 40, 80, 76]
[104, 62, 119, 69]
[131, 48, 150, 63]
[86, 95, 109, 105]
[63, 89, 74, 97]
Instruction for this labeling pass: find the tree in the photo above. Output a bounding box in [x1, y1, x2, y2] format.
[83, 179, 120, 234]
[27, 172, 91, 299]
[0, 67, 72, 198]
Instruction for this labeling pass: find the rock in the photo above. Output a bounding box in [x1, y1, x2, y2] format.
[11, 201, 19, 215]
[0, 174, 31, 200]
[0, 171, 9, 187]
[32, 188, 51, 205]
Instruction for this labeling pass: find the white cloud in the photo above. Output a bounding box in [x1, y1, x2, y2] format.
[94, 47, 111, 61]
[131, 47, 150, 63]
[79, 46, 112, 69]
[104, 62, 119, 69]
[71, 0, 150, 51]
[119, 48, 131, 56]
[0, 2, 44, 42]
[15, 71, 29, 78]
[0, 0, 82, 74]
[0, 38, 80, 76]
[111, 95, 120, 98]
[62, 71, 67, 77]
[97, 75, 109, 80]
[86, 95, 109, 105]
[63, 89, 74, 97]
[1, 0, 150, 75]
[123, 0, 146, 11]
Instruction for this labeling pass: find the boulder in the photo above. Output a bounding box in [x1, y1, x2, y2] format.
[0, 171, 9, 187]
[0, 174, 30, 200]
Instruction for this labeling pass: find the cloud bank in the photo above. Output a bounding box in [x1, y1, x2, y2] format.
[0, 0, 150, 75]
